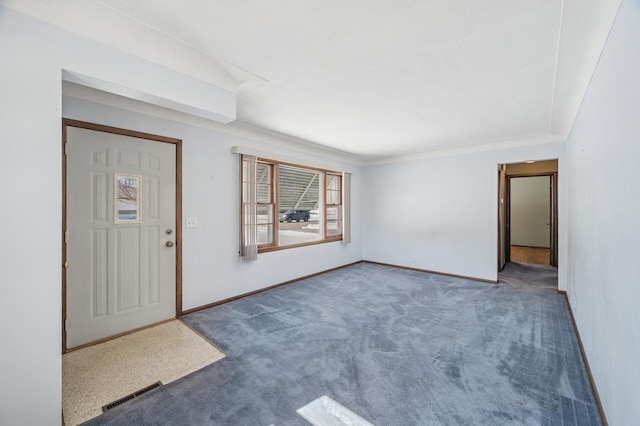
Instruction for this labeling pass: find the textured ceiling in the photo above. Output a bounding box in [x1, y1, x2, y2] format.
[2, 0, 620, 160]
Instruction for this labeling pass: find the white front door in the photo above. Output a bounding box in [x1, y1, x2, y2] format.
[66, 125, 177, 349]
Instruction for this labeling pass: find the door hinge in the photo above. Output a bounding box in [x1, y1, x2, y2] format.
[65, 319, 68, 332]
[64, 142, 69, 156]
[64, 231, 68, 244]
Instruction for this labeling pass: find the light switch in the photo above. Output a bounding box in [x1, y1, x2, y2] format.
[186, 217, 198, 228]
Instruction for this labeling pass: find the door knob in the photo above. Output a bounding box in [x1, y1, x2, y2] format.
[165, 241, 174, 247]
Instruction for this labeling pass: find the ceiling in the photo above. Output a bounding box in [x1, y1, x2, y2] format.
[2, 0, 621, 160]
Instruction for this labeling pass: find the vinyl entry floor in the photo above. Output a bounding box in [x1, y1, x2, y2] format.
[62, 319, 225, 425]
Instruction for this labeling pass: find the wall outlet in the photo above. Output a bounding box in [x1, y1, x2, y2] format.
[186, 217, 198, 228]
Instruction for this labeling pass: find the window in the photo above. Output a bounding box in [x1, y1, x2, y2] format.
[278, 164, 321, 246]
[326, 173, 342, 237]
[115, 174, 141, 223]
[256, 162, 275, 245]
[241, 156, 345, 254]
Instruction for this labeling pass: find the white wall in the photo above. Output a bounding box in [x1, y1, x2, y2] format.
[0, 9, 63, 425]
[362, 142, 566, 283]
[62, 97, 363, 310]
[0, 8, 361, 424]
[565, 0, 640, 424]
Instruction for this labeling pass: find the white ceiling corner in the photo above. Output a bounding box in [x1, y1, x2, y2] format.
[3, 0, 622, 161]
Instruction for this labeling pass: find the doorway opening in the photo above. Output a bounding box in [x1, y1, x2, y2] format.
[498, 160, 558, 272]
[62, 119, 183, 352]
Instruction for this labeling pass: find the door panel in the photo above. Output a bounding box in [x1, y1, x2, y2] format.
[510, 176, 551, 248]
[66, 126, 176, 349]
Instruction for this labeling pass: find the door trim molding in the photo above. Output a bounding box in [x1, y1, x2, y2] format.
[62, 119, 183, 353]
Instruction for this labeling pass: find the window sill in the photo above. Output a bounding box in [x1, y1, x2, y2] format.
[258, 236, 343, 254]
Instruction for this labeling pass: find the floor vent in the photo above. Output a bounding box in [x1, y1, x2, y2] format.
[102, 381, 163, 412]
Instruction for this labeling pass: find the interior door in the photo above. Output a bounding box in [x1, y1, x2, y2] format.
[65, 124, 177, 349]
[510, 176, 551, 249]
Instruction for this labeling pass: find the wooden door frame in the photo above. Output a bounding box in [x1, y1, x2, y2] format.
[504, 172, 558, 267]
[497, 165, 507, 271]
[62, 119, 183, 353]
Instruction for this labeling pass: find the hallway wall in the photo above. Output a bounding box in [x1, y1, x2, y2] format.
[362, 142, 566, 283]
[565, 0, 640, 424]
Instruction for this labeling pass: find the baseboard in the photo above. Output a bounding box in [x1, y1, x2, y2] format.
[561, 294, 608, 426]
[363, 260, 498, 284]
[181, 260, 496, 315]
[64, 317, 176, 353]
[181, 261, 364, 315]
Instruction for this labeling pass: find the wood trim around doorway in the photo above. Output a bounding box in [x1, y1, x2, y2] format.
[61, 119, 183, 353]
[505, 172, 558, 268]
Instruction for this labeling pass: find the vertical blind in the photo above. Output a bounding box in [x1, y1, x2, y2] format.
[342, 172, 351, 244]
[241, 154, 258, 261]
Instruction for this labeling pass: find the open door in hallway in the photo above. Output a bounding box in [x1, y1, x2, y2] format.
[510, 175, 551, 264]
[498, 160, 558, 270]
[63, 120, 182, 350]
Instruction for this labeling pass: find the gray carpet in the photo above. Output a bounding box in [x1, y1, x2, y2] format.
[83, 262, 600, 425]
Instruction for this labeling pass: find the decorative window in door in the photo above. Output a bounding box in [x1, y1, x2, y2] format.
[115, 174, 141, 223]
